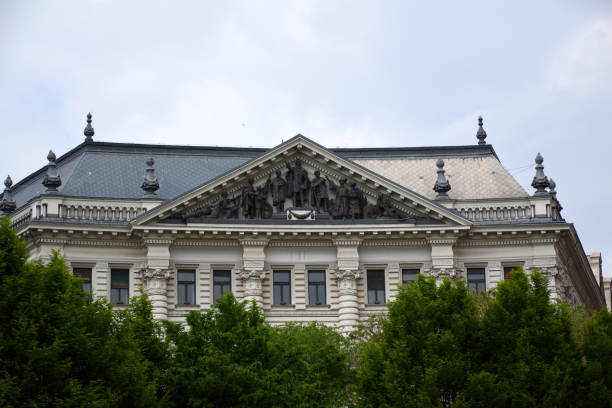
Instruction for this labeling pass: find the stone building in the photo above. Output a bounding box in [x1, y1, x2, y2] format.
[0, 114, 606, 331]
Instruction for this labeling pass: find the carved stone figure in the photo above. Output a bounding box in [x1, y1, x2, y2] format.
[348, 182, 365, 219]
[267, 170, 287, 212]
[310, 170, 329, 212]
[375, 193, 400, 218]
[286, 160, 309, 208]
[327, 177, 350, 219]
[255, 184, 272, 219]
[208, 191, 241, 219]
[241, 178, 258, 218]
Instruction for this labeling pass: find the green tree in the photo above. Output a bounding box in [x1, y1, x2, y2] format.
[0, 217, 165, 408]
[162, 293, 352, 408]
[356, 275, 480, 407]
[356, 268, 585, 408]
[581, 307, 612, 407]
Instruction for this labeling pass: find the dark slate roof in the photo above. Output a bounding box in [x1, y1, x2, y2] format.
[2, 139, 501, 213]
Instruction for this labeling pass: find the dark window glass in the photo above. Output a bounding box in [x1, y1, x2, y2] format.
[213, 270, 231, 303]
[367, 270, 386, 305]
[308, 270, 326, 305]
[504, 266, 518, 281]
[74, 267, 92, 293]
[273, 270, 291, 305]
[178, 270, 196, 305]
[111, 269, 129, 305]
[467, 268, 486, 294]
[402, 269, 419, 285]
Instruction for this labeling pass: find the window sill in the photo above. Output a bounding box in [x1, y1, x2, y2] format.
[365, 304, 387, 308]
[175, 304, 201, 309]
[306, 304, 331, 308]
[270, 304, 296, 309]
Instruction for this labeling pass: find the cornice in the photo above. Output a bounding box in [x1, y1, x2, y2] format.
[172, 240, 239, 247]
[239, 238, 270, 247]
[143, 237, 174, 246]
[34, 237, 142, 247]
[268, 240, 334, 247]
[426, 237, 458, 245]
[457, 237, 559, 247]
[361, 239, 428, 247]
[332, 238, 363, 247]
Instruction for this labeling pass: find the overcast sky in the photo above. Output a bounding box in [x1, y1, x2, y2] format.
[1, 1, 611, 272]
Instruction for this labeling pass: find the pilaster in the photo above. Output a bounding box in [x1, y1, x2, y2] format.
[239, 238, 269, 308]
[333, 238, 362, 333]
[426, 237, 458, 284]
[142, 237, 174, 320]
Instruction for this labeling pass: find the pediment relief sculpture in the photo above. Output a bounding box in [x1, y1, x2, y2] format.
[165, 158, 437, 224]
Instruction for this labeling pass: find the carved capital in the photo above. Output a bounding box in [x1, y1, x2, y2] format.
[239, 269, 268, 297]
[140, 267, 175, 281]
[139, 268, 175, 292]
[425, 267, 459, 280]
[334, 269, 361, 295]
[239, 269, 268, 281]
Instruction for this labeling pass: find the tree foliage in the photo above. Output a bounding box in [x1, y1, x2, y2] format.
[0, 217, 165, 408]
[356, 268, 611, 408]
[2, 215, 612, 407]
[161, 293, 352, 407]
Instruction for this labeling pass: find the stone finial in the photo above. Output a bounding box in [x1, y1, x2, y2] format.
[549, 178, 556, 196]
[42, 149, 62, 192]
[84, 112, 95, 142]
[0, 175, 16, 213]
[141, 157, 160, 197]
[476, 116, 487, 145]
[531, 152, 550, 195]
[433, 159, 451, 199]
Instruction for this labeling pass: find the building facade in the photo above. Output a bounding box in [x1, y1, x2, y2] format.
[0, 115, 606, 331]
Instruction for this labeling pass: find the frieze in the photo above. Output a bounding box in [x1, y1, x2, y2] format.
[170, 158, 419, 223]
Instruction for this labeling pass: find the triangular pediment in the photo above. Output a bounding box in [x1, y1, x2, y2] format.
[132, 135, 471, 227]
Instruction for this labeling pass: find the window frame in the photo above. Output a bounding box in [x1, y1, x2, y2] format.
[110, 268, 130, 305]
[273, 269, 292, 306]
[401, 267, 421, 285]
[466, 267, 486, 295]
[72, 266, 93, 294]
[177, 269, 197, 305]
[212, 269, 232, 304]
[366, 269, 386, 305]
[502, 262, 524, 281]
[307, 269, 327, 305]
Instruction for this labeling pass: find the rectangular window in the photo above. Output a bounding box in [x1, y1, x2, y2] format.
[402, 268, 419, 285]
[178, 270, 196, 305]
[467, 268, 486, 294]
[110, 269, 129, 305]
[367, 270, 386, 305]
[503, 266, 521, 281]
[73, 267, 92, 294]
[273, 270, 291, 305]
[213, 270, 231, 303]
[308, 270, 326, 305]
